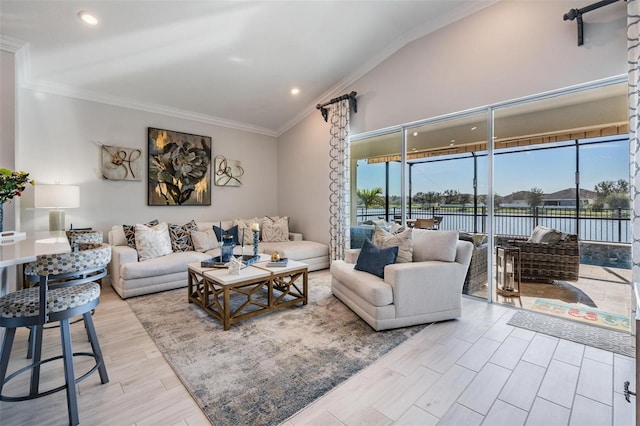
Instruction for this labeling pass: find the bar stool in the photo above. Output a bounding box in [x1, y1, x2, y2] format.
[24, 230, 103, 287]
[0, 242, 111, 426]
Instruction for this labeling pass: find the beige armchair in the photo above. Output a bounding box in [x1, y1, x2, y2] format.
[331, 230, 473, 331]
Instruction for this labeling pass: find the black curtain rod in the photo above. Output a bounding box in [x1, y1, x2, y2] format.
[316, 91, 358, 122]
[563, 0, 622, 46]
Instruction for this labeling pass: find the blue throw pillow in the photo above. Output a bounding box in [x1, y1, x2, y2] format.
[354, 239, 398, 278]
[213, 225, 239, 245]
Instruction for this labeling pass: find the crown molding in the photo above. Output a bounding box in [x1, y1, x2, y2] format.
[21, 78, 279, 137]
[0, 35, 25, 53]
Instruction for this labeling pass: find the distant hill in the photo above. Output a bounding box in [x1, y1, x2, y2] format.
[500, 188, 597, 203]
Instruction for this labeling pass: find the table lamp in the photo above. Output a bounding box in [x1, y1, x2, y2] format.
[34, 184, 80, 231]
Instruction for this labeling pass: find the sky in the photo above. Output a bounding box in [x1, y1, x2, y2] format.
[356, 139, 629, 197]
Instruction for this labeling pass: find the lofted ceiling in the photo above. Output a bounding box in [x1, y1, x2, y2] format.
[0, 0, 495, 136]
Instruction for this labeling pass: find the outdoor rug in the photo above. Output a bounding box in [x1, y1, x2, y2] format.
[126, 271, 428, 425]
[530, 298, 630, 332]
[508, 309, 635, 357]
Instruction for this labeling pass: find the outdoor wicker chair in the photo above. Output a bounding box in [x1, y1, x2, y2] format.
[495, 233, 579, 282]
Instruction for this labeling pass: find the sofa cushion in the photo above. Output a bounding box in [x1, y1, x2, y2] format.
[190, 228, 219, 252]
[412, 229, 459, 262]
[331, 260, 393, 307]
[135, 222, 173, 261]
[528, 225, 565, 244]
[354, 239, 398, 278]
[120, 251, 210, 280]
[373, 227, 413, 263]
[262, 216, 290, 242]
[260, 240, 328, 260]
[169, 220, 198, 252]
[213, 224, 239, 245]
[123, 219, 158, 248]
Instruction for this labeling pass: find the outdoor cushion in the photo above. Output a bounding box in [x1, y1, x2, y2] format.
[528, 226, 565, 244]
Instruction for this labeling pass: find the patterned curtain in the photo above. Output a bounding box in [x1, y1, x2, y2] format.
[328, 99, 351, 261]
[629, 0, 640, 284]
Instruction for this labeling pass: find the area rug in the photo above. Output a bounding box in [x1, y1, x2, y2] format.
[126, 271, 427, 425]
[508, 310, 635, 357]
[530, 298, 630, 332]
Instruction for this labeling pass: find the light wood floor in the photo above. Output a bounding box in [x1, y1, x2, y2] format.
[0, 275, 636, 425]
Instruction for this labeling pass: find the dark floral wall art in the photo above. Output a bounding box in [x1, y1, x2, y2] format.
[148, 127, 211, 206]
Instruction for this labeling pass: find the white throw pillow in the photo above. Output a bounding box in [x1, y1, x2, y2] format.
[233, 218, 257, 246]
[373, 227, 413, 263]
[262, 216, 289, 242]
[412, 229, 459, 262]
[135, 222, 173, 261]
[190, 228, 219, 252]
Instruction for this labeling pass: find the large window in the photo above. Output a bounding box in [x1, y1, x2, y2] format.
[350, 78, 629, 309]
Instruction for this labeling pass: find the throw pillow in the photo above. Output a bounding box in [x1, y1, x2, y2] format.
[412, 229, 459, 262]
[123, 219, 159, 249]
[213, 224, 239, 245]
[190, 228, 219, 252]
[528, 226, 565, 244]
[373, 227, 413, 263]
[233, 218, 257, 246]
[168, 220, 198, 252]
[135, 222, 173, 261]
[262, 216, 290, 242]
[354, 239, 398, 278]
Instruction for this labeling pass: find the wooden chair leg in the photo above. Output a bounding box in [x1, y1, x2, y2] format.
[60, 319, 79, 426]
[29, 325, 43, 396]
[82, 312, 109, 384]
[0, 328, 17, 395]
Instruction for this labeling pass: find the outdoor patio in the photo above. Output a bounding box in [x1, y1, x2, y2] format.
[468, 263, 632, 333]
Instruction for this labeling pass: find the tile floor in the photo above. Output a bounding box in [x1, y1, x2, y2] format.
[285, 296, 636, 426]
[0, 271, 636, 426]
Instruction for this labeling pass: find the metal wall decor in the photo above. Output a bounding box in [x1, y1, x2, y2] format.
[101, 145, 142, 181]
[148, 127, 211, 206]
[214, 155, 243, 186]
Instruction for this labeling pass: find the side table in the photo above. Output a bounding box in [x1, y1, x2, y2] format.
[496, 245, 521, 297]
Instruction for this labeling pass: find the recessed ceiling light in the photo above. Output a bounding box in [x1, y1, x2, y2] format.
[290, 88, 300, 95]
[470, 126, 477, 131]
[78, 10, 98, 26]
[413, 132, 418, 137]
[449, 143, 455, 146]
[450, 139, 456, 143]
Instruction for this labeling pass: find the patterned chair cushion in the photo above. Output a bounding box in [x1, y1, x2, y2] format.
[36, 243, 111, 276]
[0, 282, 100, 319]
[66, 230, 103, 251]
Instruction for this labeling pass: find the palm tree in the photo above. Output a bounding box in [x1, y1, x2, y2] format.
[357, 187, 383, 219]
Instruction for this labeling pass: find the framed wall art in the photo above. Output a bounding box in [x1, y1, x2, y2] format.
[214, 155, 244, 186]
[148, 127, 212, 206]
[101, 145, 142, 181]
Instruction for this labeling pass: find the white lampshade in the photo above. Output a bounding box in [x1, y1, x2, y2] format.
[34, 185, 80, 231]
[34, 185, 80, 209]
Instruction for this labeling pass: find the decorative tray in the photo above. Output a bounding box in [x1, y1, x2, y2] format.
[201, 255, 261, 268]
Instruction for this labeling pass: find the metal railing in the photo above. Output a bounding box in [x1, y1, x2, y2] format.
[356, 206, 631, 243]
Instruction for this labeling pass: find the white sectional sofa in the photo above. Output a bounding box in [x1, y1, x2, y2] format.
[108, 220, 329, 299]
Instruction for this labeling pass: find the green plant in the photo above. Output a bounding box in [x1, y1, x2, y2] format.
[0, 168, 33, 204]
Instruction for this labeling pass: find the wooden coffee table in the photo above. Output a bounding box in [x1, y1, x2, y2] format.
[187, 258, 308, 330]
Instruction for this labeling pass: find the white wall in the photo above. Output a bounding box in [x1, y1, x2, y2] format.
[16, 89, 279, 235]
[0, 49, 17, 230]
[278, 0, 627, 245]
